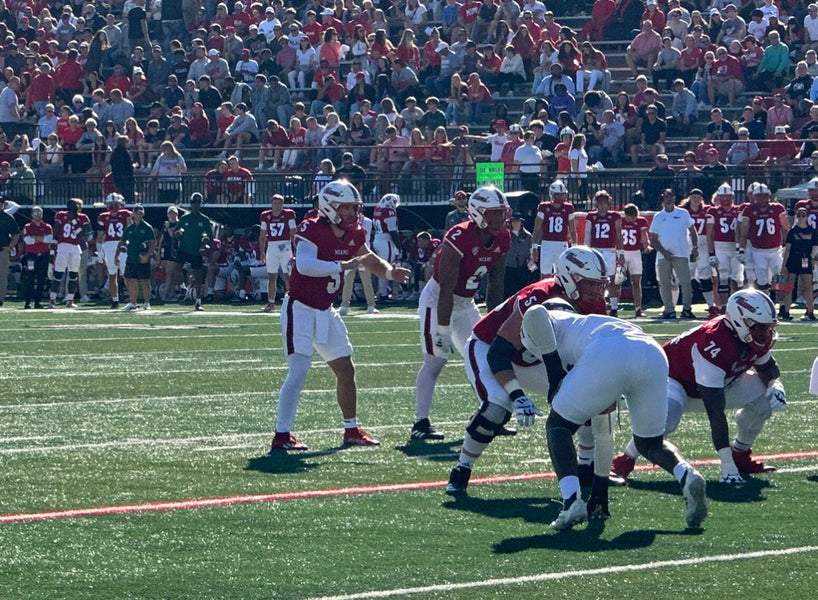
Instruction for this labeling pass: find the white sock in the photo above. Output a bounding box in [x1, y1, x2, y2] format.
[625, 438, 639, 459]
[559, 476, 581, 501]
[343, 418, 358, 429]
[673, 461, 691, 483]
[610, 297, 618, 310]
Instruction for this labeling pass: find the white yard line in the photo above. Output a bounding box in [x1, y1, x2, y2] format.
[303, 546, 818, 600]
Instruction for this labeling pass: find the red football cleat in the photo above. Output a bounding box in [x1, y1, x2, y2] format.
[270, 432, 308, 452]
[611, 453, 636, 478]
[343, 427, 380, 447]
[732, 448, 775, 474]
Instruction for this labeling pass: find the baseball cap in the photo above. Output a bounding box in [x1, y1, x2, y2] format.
[265, 6, 274, 12]
[689, 188, 704, 196]
[646, 0, 656, 4]
[509, 124, 522, 133]
[435, 42, 449, 53]
[321, 8, 334, 15]
[134, 204, 145, 212]
[725, 3, 737, 10]
[710, 7, 720, 14]
[775, 125, 787, 134]
[208, 49, 219, 57]
[512, 211, 523, 220]
[190, 193, 203, 204]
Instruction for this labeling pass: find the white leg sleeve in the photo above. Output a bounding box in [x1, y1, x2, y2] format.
[414, 354, 448, 421]
[734, 393, 773, 448]
[592, 413, 615, 478]
[576, 423, 595, 465]
[275, 353, 312, 433]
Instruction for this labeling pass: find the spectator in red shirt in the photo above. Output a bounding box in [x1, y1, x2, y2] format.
[708, 45, 744, 107]
[53, 48, 84, 104]
[26, 62, 56, 116]
[224, 154, 254, 203]
[581, 0, 616, 42]
[641, 0, 666, 32]
[188, 102, 211, 149]
[465, 72, 494, 125]
[500, 123, 524, 173]
[105, 64, 132, 96]
[257, 118, 291, 171]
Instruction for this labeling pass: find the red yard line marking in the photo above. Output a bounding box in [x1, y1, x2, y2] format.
[2, 451, 816, 524]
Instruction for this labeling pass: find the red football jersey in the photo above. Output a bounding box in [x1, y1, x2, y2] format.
[621, 216, 648, 251]
[405, 238, 441, 264]
[221, 234, 251, 259]
[432, 221, 511, 298]
[372, 205, 398, 235]
[585, 210, 620, 249]
[794, 198, 818, 229]
[664, 316, 773, 398]
[54, 211, 91, 246]
[289, 217, 367, 310]
[707, 205, 740, 243]
[23, 221, 53, 254]
[685, 204, 709, 239]
[536, 201, 575, 242]
[260, 208, 297, 242]
[97, 209, 133, 242]
[743, 203, 787, 249]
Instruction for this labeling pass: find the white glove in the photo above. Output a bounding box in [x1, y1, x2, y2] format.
[736, 248, 746, 264]
[98, 247, 105, 262]
[511, 392, 543, 427]
[766, 380, 787, 412]
[708, 254, 718, 268]
[433, 325, 453, 357]
[720, 472, 745, 484]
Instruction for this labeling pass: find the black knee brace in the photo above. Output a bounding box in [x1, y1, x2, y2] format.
[698, 278, 713, 292]
[465, 401, 508, 444]
[633, 434, 664, 464]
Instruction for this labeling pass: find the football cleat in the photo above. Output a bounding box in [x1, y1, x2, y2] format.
[586, 495, 611, 520]
[681, 468, 708, 528]
[194, 299, 203, 311]
[609, 309, 618, 318]
[124, 303, 138, 312]
[343, 427, 380, 447]
[338, 306, 350, 316]
[65, 300, 76, 309]
[660, 311, 677, 319]
[270, 432, 308, 452]
[110, 300, 119, 309]
[411, 418, 445, 440]
[732, 448, 776, 474]
[634, 308, 643, 318]
[366, 305, 379, 314]
[263, 302, 276, 313]
[720, 472, 745, 484]
[611, 453, 636, 478]
[445, 465, 472, 496]
[549, 494, 588, 530]
[680, 309, 696, 319]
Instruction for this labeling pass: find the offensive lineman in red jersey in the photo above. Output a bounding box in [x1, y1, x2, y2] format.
[271, 180, 410, 451]
[682, 188, 716, 316]
[738, 183, 789, 293]
[706, 183, 743, 313]
[584, 190, 623, 316]
[412, 186, 511, 440]
[621, 204, 651, 317]
[612, 289, 786, 482]
[50, 198, 93, 309]
[447, 246, 610, 497]
[259, 193, 296, 312]
[96, 193, 133, 308]
[531, 179, 577, 277]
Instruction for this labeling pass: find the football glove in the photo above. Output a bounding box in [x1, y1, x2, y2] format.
[736, 248, 746, 264]
[708, 255, 718, 267]
[510, 391, 543, 427]
[766, 380, 787, 412]
[433, 326, 453, 357]
[720, 472, 745, 484]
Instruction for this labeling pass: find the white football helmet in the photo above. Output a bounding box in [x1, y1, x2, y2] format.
[379, 193, 400, 210]
[467, 185, 509, 231]
[555, 246, 609, 314]
[542, 297, 576, 313]
[725, 289, 777, 349]
[549, 179, 568, 201]
[105, 192, 124, 209]
[318, 179, 363, 231]
[716, 183, 734, 206]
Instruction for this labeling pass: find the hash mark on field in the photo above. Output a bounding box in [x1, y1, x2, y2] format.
[1, 452, 816, 523]
[303, 546, 818, 600]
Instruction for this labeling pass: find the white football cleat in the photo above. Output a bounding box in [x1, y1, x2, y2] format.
[338, 306, 350, 316]
[682, 468, 708, 528]
[549, 496, 587, 531]
[720, 472, 745, 484]
[366, 305, 379, 314]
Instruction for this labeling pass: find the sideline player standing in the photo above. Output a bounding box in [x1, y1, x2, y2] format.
[447, 246, 610, 498]
[96, 193, 132, 309]
[372, 193, 402, 302]
[531, 180, 577, 277]
[584, 190, 623, 316]
[411, 186, 511, 440]
[706, 183, 742, 313]
[50, 198, 93, 309]
[522, 305, 708, 530]
[271, 179, 410, 451]
[621, 204, 651, 317]
[682, 188, 715, 315]
[612, 289, 785, 482]
[738, 183, 789, 295]
[259, 193, 296, 312]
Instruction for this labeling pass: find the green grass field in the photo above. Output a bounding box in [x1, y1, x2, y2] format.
[1, 303, 817, 600]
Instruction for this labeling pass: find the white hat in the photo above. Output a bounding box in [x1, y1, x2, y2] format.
[265, 6, 274, 12]
[646, 0, 656, 4]
[208, 48, 219, 57]
[435, 41, 449, 53]
[710, 7, 720, 14]
[321, 8, 334, 15]
[810, 3, 818, 10]
[756, 183, 771, 194]
[775, 125, 787, 134]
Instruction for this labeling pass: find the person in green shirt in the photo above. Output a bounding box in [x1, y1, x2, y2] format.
[174, 192, 214, 311]
[755, 31, 791, 91]
[119, 204, 156, 311]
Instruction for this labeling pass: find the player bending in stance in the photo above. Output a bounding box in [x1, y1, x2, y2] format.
[612, 289, 786, 483]
[271, 179, 410, 451]
[522, 305, 708, 530]
[411, 186, 511, 440]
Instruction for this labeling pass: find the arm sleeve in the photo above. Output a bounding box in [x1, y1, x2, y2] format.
[295, 237, 343, 277]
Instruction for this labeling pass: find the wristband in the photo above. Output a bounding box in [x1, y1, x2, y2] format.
[503, 379, 523, 397]
[438, 324, 451, 334]
[385, 266, 394, 280]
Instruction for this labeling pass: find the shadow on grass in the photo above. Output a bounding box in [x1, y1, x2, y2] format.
[807, 475, 818, 484]
[626, 476, 771, 503]
[244, 448, 341, 474]
[443, 495, 558, 525]
[394, 439, 464, 462]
